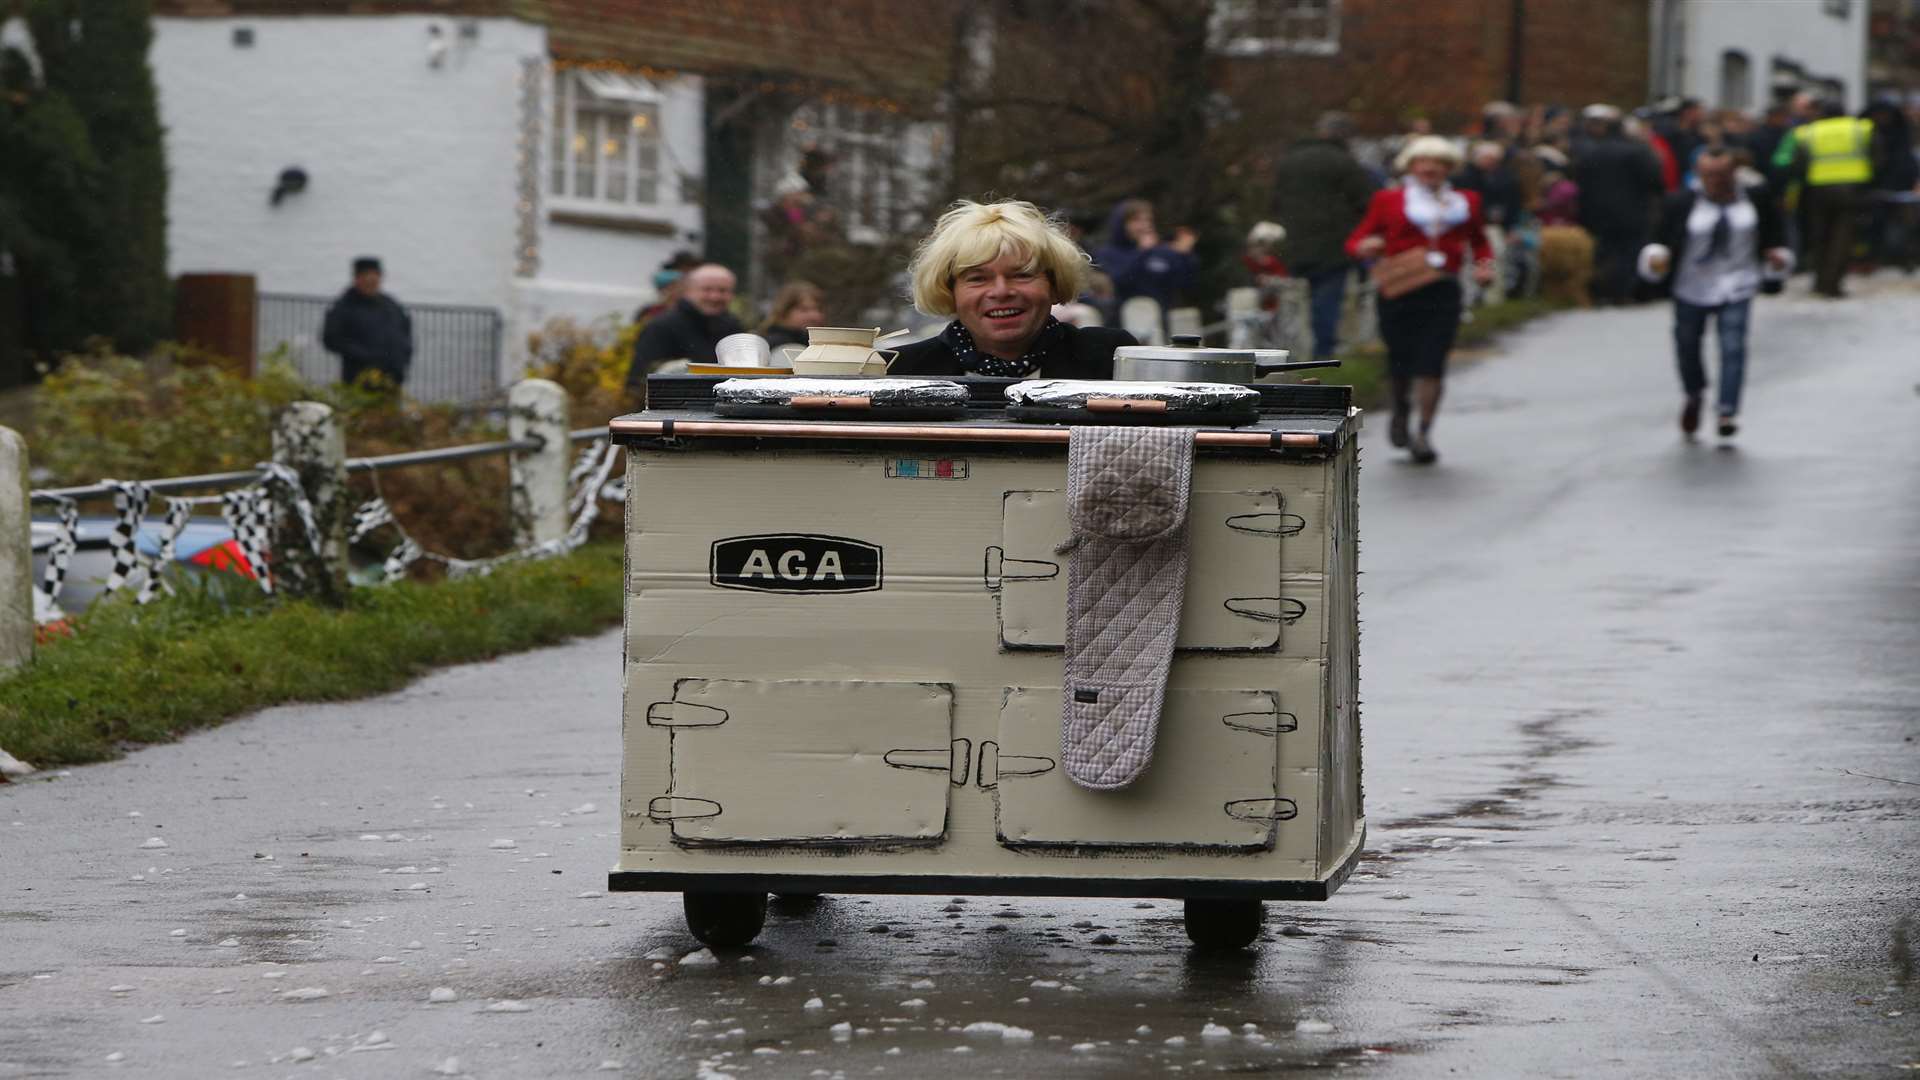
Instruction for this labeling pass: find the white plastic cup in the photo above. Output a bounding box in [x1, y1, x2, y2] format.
[715, 333, 772, 368]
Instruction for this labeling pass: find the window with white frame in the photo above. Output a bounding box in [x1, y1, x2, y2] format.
[789, 103, 911, 243]
[1210, 0, 1340, 57]
[549, 69, 663, 207]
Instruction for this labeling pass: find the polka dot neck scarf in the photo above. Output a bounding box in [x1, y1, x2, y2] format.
[941, 315, 1067, 377]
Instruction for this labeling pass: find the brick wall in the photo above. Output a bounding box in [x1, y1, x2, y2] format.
[1220, 0, 1650, 135]
[541, 0, 955, 101]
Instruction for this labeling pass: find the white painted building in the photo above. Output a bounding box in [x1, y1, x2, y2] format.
[152, 13, 706, 390]
[1650, 0, 1870, 111]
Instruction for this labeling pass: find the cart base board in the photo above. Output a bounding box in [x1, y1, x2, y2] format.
[609, 825, 1365, 903]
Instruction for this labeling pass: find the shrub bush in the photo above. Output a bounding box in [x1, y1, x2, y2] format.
[524, 314, 641, 426]
[32, 345, 519, 566]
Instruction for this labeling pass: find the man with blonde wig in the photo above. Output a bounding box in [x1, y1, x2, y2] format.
[890, 200, 1137, 378]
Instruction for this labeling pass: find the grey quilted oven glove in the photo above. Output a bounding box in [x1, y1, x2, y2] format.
[1057, 427, 1197, 790]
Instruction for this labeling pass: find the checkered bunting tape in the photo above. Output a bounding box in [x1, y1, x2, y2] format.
[31, 495, 78, 624]
[256, 461, 324, 558]
[349, 498, 396, 544]
[350, 442, 620, 584]
[36, 440, 625, 613]
[137, 497, 196, 604]
[568, 439, 627, 508]
[221, 486, 275, 595]
[103, 481, 151, 596]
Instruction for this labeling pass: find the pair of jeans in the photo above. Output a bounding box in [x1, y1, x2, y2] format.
[1672, 296, 1751, 417]
[1304, 267, 1348, 360]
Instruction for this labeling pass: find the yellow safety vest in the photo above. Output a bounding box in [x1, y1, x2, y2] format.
[1804, 117, 1874, 186]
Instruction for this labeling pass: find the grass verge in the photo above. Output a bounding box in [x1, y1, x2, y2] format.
[0, 539, 624, 768]
[1301, 295, 1570, 408]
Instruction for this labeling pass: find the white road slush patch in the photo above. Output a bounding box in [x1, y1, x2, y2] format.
[483, 1000, 534, 1013]
[1295, 1018, 1335, 1034]
[428, 987, 458, 1003]
[280, 987, 330, 1001]
[679, 949, 718, 967]
[961, 1021, 1035, 1042]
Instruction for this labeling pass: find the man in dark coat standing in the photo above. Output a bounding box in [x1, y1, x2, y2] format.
[322, 257, 413, 387]
[626, 263, 745, 387]
[1571, 105, 1666, 304]
[1269, 112, 1376, 359]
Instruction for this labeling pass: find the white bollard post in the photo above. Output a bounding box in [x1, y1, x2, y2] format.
[271, 401, 348, 602]
[509, 378, 571, 548]
[1225, 287, 1260, 349]
[1274, 278, 1315, 359]
[0, 426, 31, 671]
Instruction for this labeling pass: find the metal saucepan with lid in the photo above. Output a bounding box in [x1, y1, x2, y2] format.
[1112, 334, 1340, 383]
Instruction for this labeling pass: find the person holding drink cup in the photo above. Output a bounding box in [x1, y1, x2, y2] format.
[1637, 147, 1792, 441]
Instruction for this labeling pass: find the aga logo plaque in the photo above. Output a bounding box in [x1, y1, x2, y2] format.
[709, 534, 883, 594]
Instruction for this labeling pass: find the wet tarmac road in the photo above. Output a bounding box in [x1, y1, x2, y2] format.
[3, 278, 1917, 1078]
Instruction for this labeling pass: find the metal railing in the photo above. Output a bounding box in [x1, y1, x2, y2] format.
[258, 292, 505, 404]
[30, 438, 550, 503]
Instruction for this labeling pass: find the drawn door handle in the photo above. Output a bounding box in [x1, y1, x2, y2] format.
[648, 796, 723, 822]
[1225, 511, 1305, 537]
[1224, 597, 1307, 624]
[1225, 797, 1297, 822]
[645, 701, 729, 728]
[982, 546, 1060, 591]
[1223, 701, 1297, 736]
[884, 739, 973, 786]
[974, 741, 1057, 790]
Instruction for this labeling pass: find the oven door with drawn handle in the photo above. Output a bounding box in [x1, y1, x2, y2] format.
[984, 687, 1295, 850]
[643, 678, 961, 847]
[988, 489, 1308, 651]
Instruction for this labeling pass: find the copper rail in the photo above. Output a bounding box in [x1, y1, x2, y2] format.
[610, 417, 1328, 448]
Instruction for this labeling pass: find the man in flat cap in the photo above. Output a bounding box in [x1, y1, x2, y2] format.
[322, 256, 414, 389]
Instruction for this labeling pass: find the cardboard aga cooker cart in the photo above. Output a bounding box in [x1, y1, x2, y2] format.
[609, 379, 1363, 950]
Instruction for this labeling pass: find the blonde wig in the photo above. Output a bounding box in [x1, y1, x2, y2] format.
[908, 200, 1090, 316]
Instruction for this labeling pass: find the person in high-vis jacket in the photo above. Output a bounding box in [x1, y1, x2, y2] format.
[1790, 101, 1877, 298]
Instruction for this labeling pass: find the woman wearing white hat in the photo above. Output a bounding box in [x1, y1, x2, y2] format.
[1344, 135, 1495, 464]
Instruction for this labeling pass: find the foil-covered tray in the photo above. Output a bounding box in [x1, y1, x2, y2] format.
[1004, 380, 1261, 410]
[714, 377, 971, 407]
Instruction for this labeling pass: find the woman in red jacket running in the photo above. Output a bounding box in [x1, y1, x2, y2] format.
[1346, 136, 1495, 464]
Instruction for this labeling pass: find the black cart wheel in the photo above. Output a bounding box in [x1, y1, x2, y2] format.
[1183, 898, 1264, 949]
[683, 891, 768, 948]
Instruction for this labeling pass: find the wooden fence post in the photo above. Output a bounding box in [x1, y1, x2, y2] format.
[271, 401, 348, 602]
[0, 426, 30, 670]
[509, 378, 571, 548]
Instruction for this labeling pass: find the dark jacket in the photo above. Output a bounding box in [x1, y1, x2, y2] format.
[1572, 134, 1666, 237]
[889, 323, 1137, 380]
[1643, 183, 1787, 297]
[627, 299, 746, 384]
[321, 288, 413, 386]
[1454, 161, 1524, 229]
[762, 324, 809, 350]
[1269, 137, 1377, 273]
[1092, 204, 1197, 310]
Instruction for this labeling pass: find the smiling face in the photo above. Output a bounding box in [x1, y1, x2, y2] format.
[684, 266, 736, 317]
[953, 250, 1053, 360]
